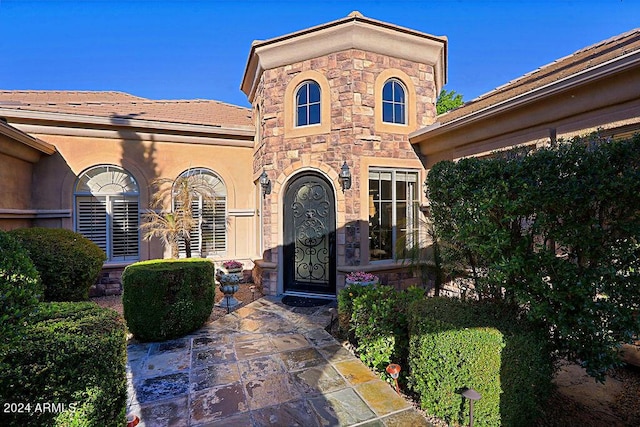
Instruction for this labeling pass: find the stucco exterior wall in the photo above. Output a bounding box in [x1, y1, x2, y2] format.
[26, 131, 258, 264]
[252, 49, 438, 294]
[0, 148, 33, 230]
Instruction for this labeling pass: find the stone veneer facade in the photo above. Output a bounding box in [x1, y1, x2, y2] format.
[251, 49, 439, 295]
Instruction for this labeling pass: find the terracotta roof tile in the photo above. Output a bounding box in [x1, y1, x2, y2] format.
[439, 28, 640, 124]
[0, 90, 253, 128]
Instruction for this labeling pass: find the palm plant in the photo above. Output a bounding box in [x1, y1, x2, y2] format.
[141, 170, 219, 258]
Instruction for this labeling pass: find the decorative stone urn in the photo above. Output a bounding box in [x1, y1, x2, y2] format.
[216, 269, 242, 309]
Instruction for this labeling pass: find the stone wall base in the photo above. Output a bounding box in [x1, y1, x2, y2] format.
[89, 266, 124, 297]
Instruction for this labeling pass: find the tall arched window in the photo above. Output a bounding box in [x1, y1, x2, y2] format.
[75, 165, 139, 262]
[175, 168, 227, 258]
[295, 80, 321, 127]
[382, 79, 406, 124]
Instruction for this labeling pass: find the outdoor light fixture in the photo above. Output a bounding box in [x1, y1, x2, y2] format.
[249, 285, 256, 302]
[339, 161, 351, 191]
[259, 170, 271, 197]
[462, 388, 482, 427]
[423, 177, 429, 198]
[386, 363, 401, 394]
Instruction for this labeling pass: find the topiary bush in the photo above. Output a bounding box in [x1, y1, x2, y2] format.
[0, 230, 43, 359]
[408, 297, 553, 427]
[9, 228, 106, 301]
[0, 302, 127, 427]
[122, 258, 216, 341]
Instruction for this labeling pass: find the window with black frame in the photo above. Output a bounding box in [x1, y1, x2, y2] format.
[368, 168, 419, 261]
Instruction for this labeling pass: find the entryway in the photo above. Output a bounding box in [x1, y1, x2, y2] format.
[283, 172, 336, 295]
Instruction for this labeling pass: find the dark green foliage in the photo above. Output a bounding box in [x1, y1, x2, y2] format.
[0, 230, 42, 362]
[338, 285, 425, 378]
[9, 228, 106, 301]
[426, 134, 640, 379]
[337, 283, 373, 338]
[122, 258, 216, 341]
[408, 298, 553, 427]
[0, 302, 127, 427]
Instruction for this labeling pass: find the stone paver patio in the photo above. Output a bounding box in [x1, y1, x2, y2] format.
[126, 296, 432, 426]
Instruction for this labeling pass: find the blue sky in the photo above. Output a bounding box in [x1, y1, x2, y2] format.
[1, 0, 638, 107]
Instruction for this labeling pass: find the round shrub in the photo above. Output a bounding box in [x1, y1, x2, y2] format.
[0, 230, 42, 350]
[9, 227, 106, 301]
[122, 258, 216, 341]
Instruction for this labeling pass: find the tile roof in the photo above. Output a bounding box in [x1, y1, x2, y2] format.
[439, 28, 640, 124]
[0, 90, 253, 129]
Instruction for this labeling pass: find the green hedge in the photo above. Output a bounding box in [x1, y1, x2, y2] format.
[0, 302, 127, 427]
[0, 230, 42, 363]
[348, 285, 425, 377]
[122, 258, 216, 341]
[9, 228, 106, 301]
[426, 134, 640, 378]
[408, 297, 553, 427]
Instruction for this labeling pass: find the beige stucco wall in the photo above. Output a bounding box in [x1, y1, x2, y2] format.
[25, 131, 257, 264]
[0, 143, 34, 230]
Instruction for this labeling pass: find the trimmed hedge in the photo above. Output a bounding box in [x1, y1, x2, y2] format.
[9, 228, 106, 301]
[408, 297, 553, 427]
[0, 302, 127, 427]
[0, 230, 42, 360]
[122, 258, 216, 341]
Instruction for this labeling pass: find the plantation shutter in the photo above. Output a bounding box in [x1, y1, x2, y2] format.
[111, 197, 139, 261]
[213, 198, 226, 253]
[76, 196, 108, 253]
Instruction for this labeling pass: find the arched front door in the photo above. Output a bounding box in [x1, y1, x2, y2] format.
[283, 173, 336, 295]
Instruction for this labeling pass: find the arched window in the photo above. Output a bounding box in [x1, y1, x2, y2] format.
[382, 79, 406, 124]
[295, 81, 321, 127]
[75, 165, 139, 262]
[175, 168, 227, 258]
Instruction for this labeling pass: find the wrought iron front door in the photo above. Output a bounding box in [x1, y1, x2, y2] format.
[283, 173, 336, 295]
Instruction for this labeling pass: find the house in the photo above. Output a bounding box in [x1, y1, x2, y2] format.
[1, 12, 638, 298]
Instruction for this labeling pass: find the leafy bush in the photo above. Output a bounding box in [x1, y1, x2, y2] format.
[9, 228, 106, 301]
[0, 230, 42, 360]
[351, 285, 425, 376]
[426, 134, 640, 378]
[0, 302, 127, 427]
[337, 283, 373, 337]
[408, 297, 553, 427]
[122, 258, 216, 341]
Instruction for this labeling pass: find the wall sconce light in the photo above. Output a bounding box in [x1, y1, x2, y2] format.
[339, 161, 351, 192]
[259, 170, 271, 198]
[423, 177, 429, 198]
[462, 388, 482, 427]
[386, 363, 401, 394]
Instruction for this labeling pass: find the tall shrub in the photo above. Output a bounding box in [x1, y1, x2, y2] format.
[427, 134, 640, 378]
[9, 228, 106, 301]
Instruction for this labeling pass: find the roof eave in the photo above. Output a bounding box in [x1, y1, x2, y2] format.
[410, 48, 640, 151]
[0, 119, 56, 155]
[0, 108, 255, 139]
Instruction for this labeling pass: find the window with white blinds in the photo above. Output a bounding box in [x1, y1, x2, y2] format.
[75, 165, 139, 262]
[175, 169, 227, 258]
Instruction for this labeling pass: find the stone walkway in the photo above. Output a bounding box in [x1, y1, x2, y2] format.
[126, 296, 432, 426]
